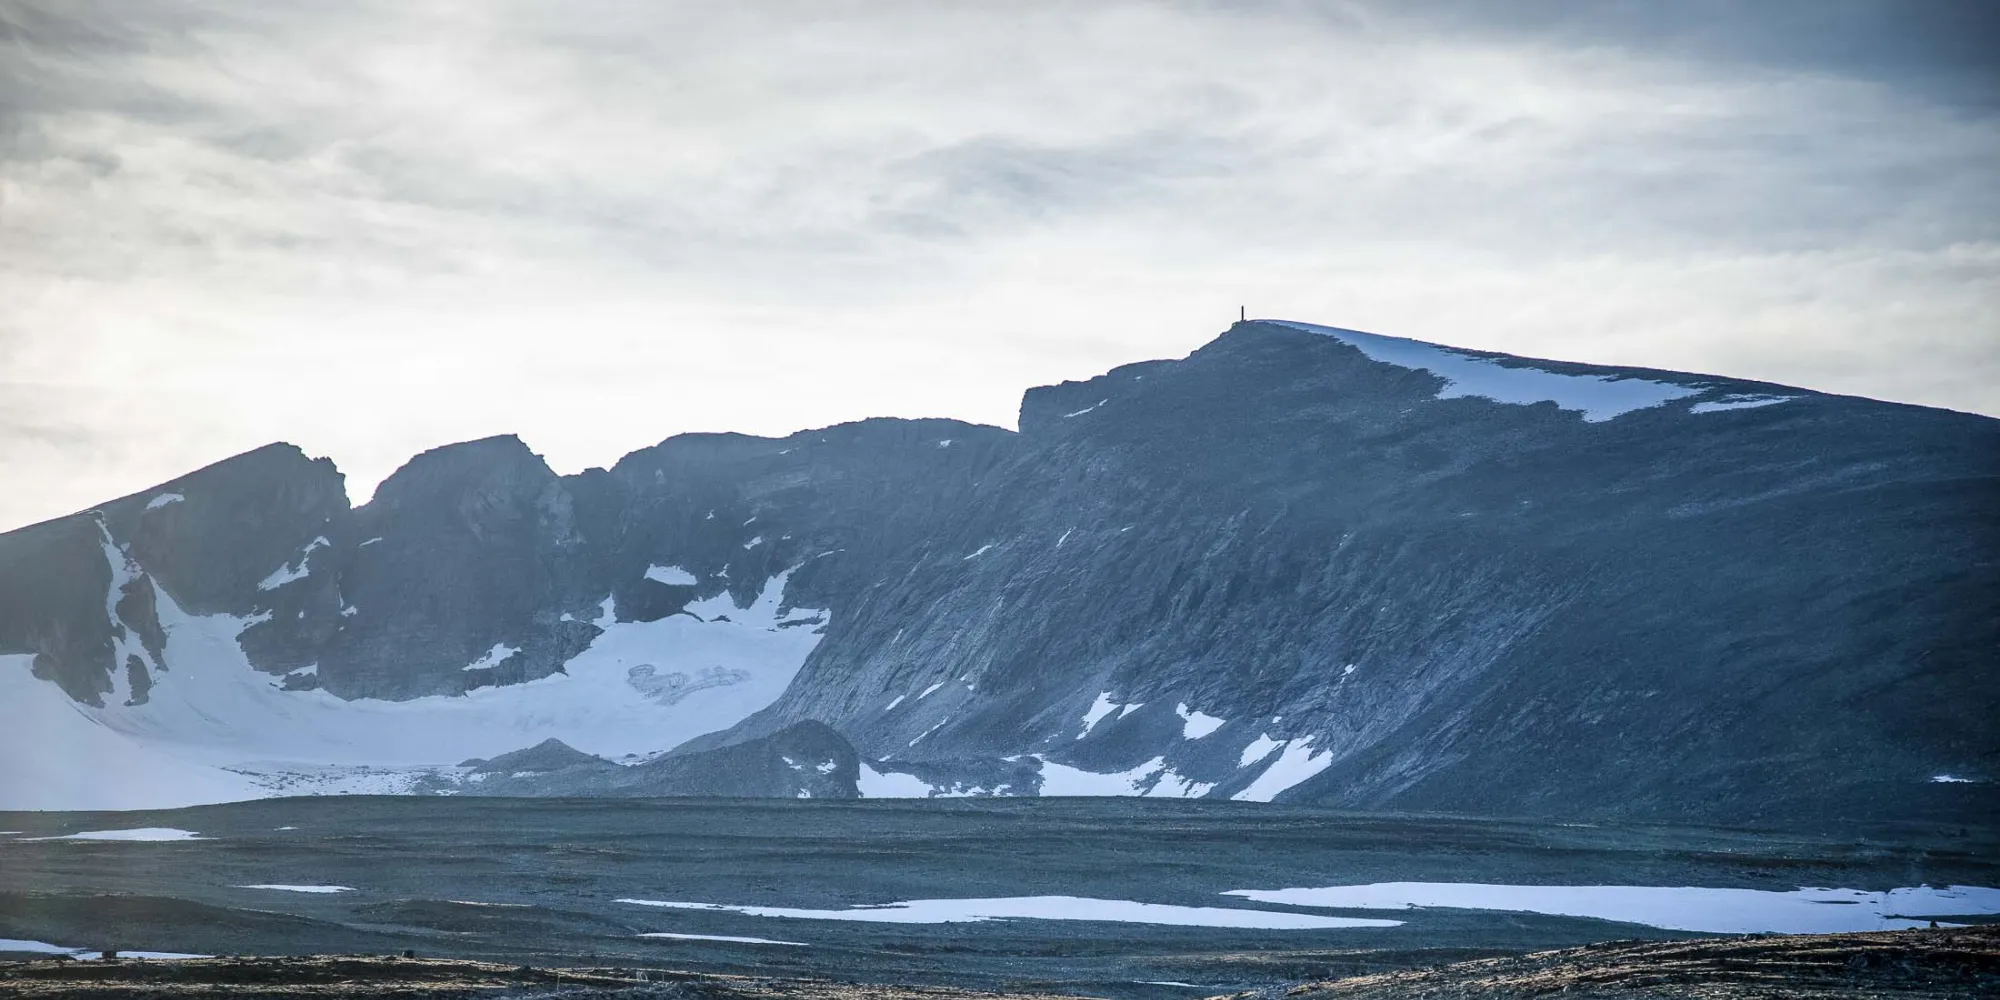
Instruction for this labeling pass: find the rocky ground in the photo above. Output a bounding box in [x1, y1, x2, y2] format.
[3, 926, 1995, 998]
[0, 954, 1079, 998]
[1255, 924, 2000, 999]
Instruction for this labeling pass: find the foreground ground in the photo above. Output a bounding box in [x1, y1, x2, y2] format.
[2, 926, 1995, 998]
[1265, 924, 2000, 998]
[2, 798, 1994, 996]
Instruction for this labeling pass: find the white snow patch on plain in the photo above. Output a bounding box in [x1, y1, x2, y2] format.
[639, 931, 807, 946]
[238, 884, 354, 893]
[257, 537, 329, 590]
[1223, 883, 2000, 935]
[24, 828, 205, 842]
[856, 762, 933, 798]
[144, 492, 185, 510]
[0, 939, 208, 960]
[1263, 320, 1699, 422]
[461, 643, 519, 671]
[1931, 774, 1977, 783]
[1690, 394, 1796, 414]
[1063, 400, 1108, 418]
[963, 544, 994, 560]
[644, 564, 698, 586]
[937, 439, 952, 448]
[618, 896, 1399, 930]
[1175, 704, 1226, 740]
[1234, 740, 1334, 802]
[1077, 692, 1120, 737]
[1239, 734, 1282, 768]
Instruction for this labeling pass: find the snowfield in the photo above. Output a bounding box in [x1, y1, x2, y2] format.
[0, 558, 828, 810]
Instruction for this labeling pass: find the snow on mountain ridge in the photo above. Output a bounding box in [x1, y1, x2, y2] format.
[1259, 318, 1704, 421]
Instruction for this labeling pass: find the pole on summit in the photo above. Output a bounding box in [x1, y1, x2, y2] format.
[1240, 305, 1246, 322]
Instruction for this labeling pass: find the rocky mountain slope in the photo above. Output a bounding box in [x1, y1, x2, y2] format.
[2, 320, 1993, 824]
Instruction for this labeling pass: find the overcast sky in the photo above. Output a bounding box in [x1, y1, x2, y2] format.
[2, 1, 1995, 531]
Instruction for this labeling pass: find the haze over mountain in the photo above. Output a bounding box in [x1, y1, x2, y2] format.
[2, 320, 1993, 825]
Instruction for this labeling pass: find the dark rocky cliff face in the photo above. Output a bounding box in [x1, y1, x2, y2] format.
[3, 322, 1993, 826]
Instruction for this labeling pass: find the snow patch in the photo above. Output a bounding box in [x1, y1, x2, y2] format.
[1063, 400, 1108, 418]
[1932, 774, 1977, 783]
[618, 896, 1398, 930]
[918, 682, 944, 700]
[1223, 883, 2000, 935]
[144, 492, 185, 510]
[1234, 739, 1334, 802]
[856, 762, 933, 798]
[1691, 394, 1796, 414]
[1264, 320, 1699, 422]
[257, 537, 330, 590]
[1176, 704, 1226, 739]
[0, 939, 208, 960]
[1238, 734, 1282, 768]
[1036, 756, 1213, 799]
[638, 931, 807, 946]
[1078, 692, 1120, 737]
[238, 884, 354, 893]
[962, 544, 994, 560]
[461, 643, 519, 672]
[883, 695, 906, 712]
[644, 564, 698, 586]
[24, 827, 205, 842]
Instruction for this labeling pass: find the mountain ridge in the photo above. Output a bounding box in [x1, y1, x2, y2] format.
[3, 320, 1993, 824]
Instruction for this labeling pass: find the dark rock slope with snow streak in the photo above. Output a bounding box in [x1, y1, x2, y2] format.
[2, 320, 1993, 825]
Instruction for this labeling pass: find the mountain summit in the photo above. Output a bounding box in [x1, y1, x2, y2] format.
[3, 321, 1993, 823]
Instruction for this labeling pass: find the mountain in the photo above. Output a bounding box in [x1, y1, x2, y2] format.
[2, 320, 1993, 825]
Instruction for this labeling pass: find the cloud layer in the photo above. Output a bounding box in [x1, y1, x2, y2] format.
[2, 1, 1995, 530]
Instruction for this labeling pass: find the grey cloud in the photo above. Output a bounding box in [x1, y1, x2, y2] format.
[1383, 0, 2000, 108]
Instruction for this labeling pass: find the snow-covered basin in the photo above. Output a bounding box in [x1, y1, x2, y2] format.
[1224, 883, 2000, 934]
[619, 896, 1400, 930]
[0, 570, 827, 809]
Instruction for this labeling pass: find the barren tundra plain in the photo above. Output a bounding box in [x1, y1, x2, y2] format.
[3, 798, 1997, 998]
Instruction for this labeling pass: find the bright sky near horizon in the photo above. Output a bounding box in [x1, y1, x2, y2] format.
[2, 1, 1995, 532]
